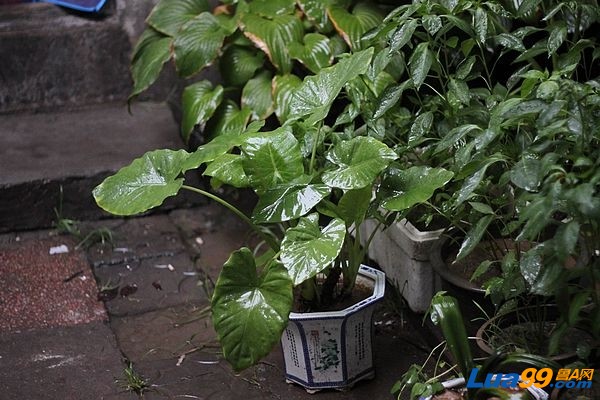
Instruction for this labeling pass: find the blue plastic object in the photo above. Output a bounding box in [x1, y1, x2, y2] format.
[36, 0, 107, 12]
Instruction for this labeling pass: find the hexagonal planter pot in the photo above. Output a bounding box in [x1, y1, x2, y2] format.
[360, 218, 444, 313]
[280, 265, 385, 392]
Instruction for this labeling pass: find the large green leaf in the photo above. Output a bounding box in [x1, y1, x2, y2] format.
[281, 214, 346, 286]
[328, 2, 383, 50]
[372, 81, 410, 120]
[130, 33, 172, 99]
[181, 81, 224, 143]
[174, 12, 228, 77]
[380, 166, 454, 211]
[93, 149, 191, 216]
[219, 45, 265, 87]
[241, 127, 304, 191]
[242, 13, 304, 73]
[322, 136, 397, 190]
[289, 33, 332, 73]
[273, 74, 302, 123]
[147, 0, 209, 36]
[289, 48, 374, 125]
[253, 182, 330, 223]
[241, 71, 274, 120]
[212, 248, 293, 371]
[297, 0, 330, 30]
[389, 18, 418, 52]
[204, 154, 249, 188]
[408, 42, 433, 89]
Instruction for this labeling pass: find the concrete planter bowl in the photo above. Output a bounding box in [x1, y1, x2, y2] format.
[360, 219, 444, 313]
[280, 265, 385, 392]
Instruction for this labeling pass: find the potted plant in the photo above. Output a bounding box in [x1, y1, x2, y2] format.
[393, 293, 560, 400]
[94, 42, 454, 390]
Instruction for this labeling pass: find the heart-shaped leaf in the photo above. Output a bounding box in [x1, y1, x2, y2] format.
[174, 12, 228, 77]
[323, 136, 397, 190]
[253, 181, 330, 223]
[281, 214, 346, 285]
[130, 30, 173, 99]
[212, 248, 293, 371]
[289, 33, 332, 73]
[181, 80, 224, 143]
[241, 71, 274, 120]
[380, 166, 454, 211]
[242, 13, 303, 73]
[241, 127, 304, 191]
[93, 149, 191, 215]
[338, 186, 372, 225]
[147, 0, 209, 36]
[219, 45, 265, 87]
[289, 48, 374, 125]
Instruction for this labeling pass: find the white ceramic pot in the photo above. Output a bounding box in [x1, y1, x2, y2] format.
[280, 265, 385, 392]
[360, 218, 444, 313]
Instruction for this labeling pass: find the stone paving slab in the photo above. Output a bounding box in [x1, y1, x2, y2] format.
[0, 235, 106, 331]
[0, 321, 136, 400]
[95, 253, 207, 317]
[85, 214, 186, 268]
[111, 304, 217, 363]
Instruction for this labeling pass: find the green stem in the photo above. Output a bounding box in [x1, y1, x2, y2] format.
[309, 123, 322, 175]
[181, 185, 280, 251]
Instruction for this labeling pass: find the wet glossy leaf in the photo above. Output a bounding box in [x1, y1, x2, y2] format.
[220, 45, 265, 87]
[281, 214, 345, 285]
[205, 100, 252, 138]
[423, 14, 442, 36]
[372, 81, 410, 120]
[93, 149, 191, 215]
[322, 136, 397, 190]
[130, 33, 172, 99]
[174, 12, 227, 77]
[435, 124, 481, 154]
[212, 248, 293, 371]
[241, 71, 273, 120]
[495, 33, 525, 52]
[456, 55, 476, 80]
[469, 202, 494, 215]
[474, 7, 488, 43]
[380, 166, 454, 211]
[289, 48, 373, 125]
[273, 74, 302, 123]
[241, 127, 304, 191]
[204, 154, 249, 188]
[242, 13, 303, 73]
[181, 81, 224, 143]
[252, 182, 330, 223]
[517, 0, 542, 17]
[389, 18, 418, 52]
[289, 33, 331, 73]
[147, 0, 209, 36]
[455, 214, 494, 262]
[553, 221, 580, 263]
[510, 157, 542, 191]
[328, 3, 383, 50]
[536, 80, 559, 100]
[297, 0, 329, 30]
[248, 0, 296, 16]
[449, 78, 470, 105]
[516, 196, 553, 241]
[409, 42, 433, 89]
[547, 24, 567, 56]
[408, 111, 434, 145]
[455, 157, 502, 206]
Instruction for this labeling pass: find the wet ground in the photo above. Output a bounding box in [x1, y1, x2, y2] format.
[0, 202, 434, 399]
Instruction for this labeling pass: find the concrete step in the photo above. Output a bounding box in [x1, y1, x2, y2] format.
[0, 1, 176, 114]
[0, 101, 200, 232]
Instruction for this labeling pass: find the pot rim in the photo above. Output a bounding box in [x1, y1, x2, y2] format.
[288, 264, 385, 320]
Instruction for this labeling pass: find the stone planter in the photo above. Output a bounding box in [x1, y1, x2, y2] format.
[360, 218, 444, 313]
[280, 265, 385, 392]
